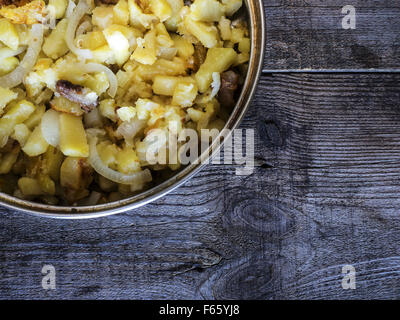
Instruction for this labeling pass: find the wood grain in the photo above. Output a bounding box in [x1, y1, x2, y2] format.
[264, 0, 400, 70]
[2, 73, 400, 299]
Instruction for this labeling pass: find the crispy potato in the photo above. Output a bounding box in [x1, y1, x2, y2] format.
[0, 0, 248, 203]
[50, 96, 84, 116]
[0, 0, 46, 25]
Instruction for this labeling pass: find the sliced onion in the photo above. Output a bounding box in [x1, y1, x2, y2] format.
[0, 46, 26, 61]
[76, 19, 92, 37]
[116, 117, 147, 145]
[88, 136, 152, 185]
[41, 109, 60, 147]
[84, 107, 102, 128]
[210, 72, 221, 100]
[75, 62, 118, 98]
[66, 0, 93, 60]
[80, 191, 102, 206]
[0, 24, 43, 88]
[65, 0, 76, 18]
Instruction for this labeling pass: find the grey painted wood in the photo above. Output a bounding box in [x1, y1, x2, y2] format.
[2, 73, 400, 299]
[2, 0, 400, 300]
[264, 0, 400, 70]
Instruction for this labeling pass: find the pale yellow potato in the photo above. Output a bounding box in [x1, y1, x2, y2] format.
[59, 114, 89, 158]
[183, 15, 219, 48]
[131, 29, 157, 65]
[195, 47, 237, 92]
[171, 34, 194, 59]
[0, 87, 18, 112]
[190, 0, 224, 22]
[0, 100, 36, 146]
[24, 104, 45, 130]
[92, 6, 115, 30]
[43, 18, 69, 60]
[48, 0, 68, 19]
[11, 123, 31, 147]
[117, 147, 141, 174]
[113, 0, 130, 25]
[0, 56, 18, 76]
[99, 99, 117, 122]
[18, 177, 43, 196]
[22, 124, 49, 157]
[103, 27, 131, 66]
[0, 18, 19, 50]
[149, 0, 172, 22]
[152, 75, 196, 96]
[172, 82, 198, 107]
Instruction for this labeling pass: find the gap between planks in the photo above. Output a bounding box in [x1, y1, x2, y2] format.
[262, 69, 400, 74]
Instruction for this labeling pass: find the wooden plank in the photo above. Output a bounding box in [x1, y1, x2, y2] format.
[263, 0, 400, 70]
[2, 73, 400, 299]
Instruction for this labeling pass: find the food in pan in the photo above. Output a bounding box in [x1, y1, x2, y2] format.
[0, 0, 250, 205]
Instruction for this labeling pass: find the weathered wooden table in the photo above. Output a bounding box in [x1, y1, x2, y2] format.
[1, 0, 400, 300]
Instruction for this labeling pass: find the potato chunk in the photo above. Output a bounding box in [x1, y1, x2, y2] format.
[18, 177, 43, 196]
[43, 18, 69, 60]
[22, 124, 49, 157]
[103, 25, 131, 66]
[149, 0, 172, 22]
[172, 82, 198, 107]
[131, 29, 157, 65]
[222, 0, 243, 16]
[0, 18, 19, 50]
[0, 56, 19, 76]
[183, 15, 219, 48]
[59, 113, 89, 157]
[0, 100, 35, 147]
[152, 75, 196, 96]
[0, 144, 20, 174]
[48, 0, 68, 19]
[0, 0, 46, 25]
[11, 123, 31, 146]
[0, 87, 18, 113]
[43, 146, 64, 182]
[164, 0, 183, 31]
[60, 157, 92, 191]
[191, 0, 224, 22]
[92, 6, 115, 30]
[117, 146, 140, 174]
[113, 0, 130, 25]
[50, 96, 84, 117]
[171, 34, 194, 59]
[195, 47, 237, 92]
